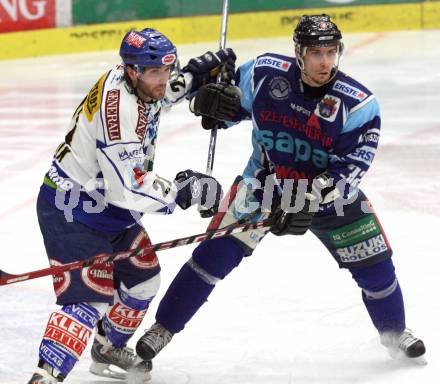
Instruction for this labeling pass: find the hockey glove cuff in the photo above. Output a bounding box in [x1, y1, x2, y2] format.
[174, 170, 223, 217]
[191, 83, 242, 125]
[183, 48, 237, 91]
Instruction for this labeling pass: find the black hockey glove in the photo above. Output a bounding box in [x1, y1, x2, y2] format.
[174, 170, 223, 218]
[183, 48, 237, 90]
[191, 83, 242, 127]
[270, 183, 315, 236]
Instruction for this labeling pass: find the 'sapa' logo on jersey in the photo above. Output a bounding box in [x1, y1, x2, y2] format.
[333, 80, 367, 101]
[315, 95, 341, 122]
[129, 231, 160, 269]
[255, 56, 292, 72]
[81, 262, 114, 296]
[125, 31, 146, 48]
[50, 259, 71, 297]
[269, 77, 291, 100]
[162, 53, 176, 65]
[336, 234, 388, 263]
[105, 89, 121, 141]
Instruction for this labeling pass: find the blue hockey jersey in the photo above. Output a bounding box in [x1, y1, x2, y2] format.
[233, 53, 380, 205]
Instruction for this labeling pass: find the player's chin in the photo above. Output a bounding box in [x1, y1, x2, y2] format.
[314, 74, 331, 85]
[152, 87, 166, 100]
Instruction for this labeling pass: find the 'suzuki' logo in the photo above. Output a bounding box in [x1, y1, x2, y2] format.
[0, 0, 48, 21]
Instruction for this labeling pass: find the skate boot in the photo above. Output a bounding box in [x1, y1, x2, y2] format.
[90, 322, 152, 382]
[136, 322, 173, 360]
[380, 328, 427, 364]
[27, 362, 63, 383]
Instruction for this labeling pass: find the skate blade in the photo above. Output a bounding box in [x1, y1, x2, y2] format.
[89, 361, 127, 380]
[126, 369, 152, 384]
[411, 355, 428, 366]
[388, 350, 428, 366]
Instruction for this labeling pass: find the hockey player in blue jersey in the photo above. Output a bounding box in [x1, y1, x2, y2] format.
[26, 29, 236, 384]
[136, 15, 426, 368]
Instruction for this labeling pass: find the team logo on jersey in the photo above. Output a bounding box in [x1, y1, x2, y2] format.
[129, 231, 160, 269]
[315, 95, 341, 122]
[105, 89, 121, 140]
[162, 53, 176, 65]
[255, 56, 292, 72]
[81, 261, 114, 296]
[333, 80, 367, 102]
[50, 259, 71, 297]
[269, 77, 291, 100]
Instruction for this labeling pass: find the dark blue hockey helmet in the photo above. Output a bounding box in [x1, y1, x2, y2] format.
[294, 15, 342, 48]
[119, 28, 177, 71]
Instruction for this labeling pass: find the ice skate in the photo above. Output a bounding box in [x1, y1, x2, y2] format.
[27, 365, 61, 383]
[381, 329, 427, 365]
[90, 322, 152, 382]
[136, 322, 173, 360]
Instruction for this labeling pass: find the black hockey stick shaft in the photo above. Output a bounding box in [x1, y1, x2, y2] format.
[0, 217, 272, 286]
[205, 0, 230, 176]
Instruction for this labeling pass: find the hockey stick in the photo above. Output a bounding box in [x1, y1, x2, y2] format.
[205, 0, 230, 176]
[0, 217, 272, 286]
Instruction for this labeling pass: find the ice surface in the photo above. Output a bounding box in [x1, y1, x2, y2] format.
[0, 30, 439, 383]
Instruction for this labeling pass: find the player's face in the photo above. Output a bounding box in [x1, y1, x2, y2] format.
[302, 45, 337, 86]
[134, 65, 171, 101]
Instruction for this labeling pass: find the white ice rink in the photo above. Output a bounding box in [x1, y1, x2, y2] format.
[0, 30, 439, 383]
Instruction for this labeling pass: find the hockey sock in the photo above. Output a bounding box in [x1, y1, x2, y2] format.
[102, 275, 160, 347]
[157, 237, 245, 334]
[38, 303, 101, 379]
[350, 259, 405, 334]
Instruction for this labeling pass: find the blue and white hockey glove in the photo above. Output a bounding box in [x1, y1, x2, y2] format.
[183, 48, 237, 91]
[174, 170, 223, 218]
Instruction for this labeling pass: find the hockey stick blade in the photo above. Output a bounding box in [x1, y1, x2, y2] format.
[0, 218, 272, 286]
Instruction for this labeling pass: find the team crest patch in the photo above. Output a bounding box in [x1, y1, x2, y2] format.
[315, 95, 341, 122]
[50, 259, 71, 297]
[333, 80, 367, 102]
[255, 56, 292, 72]
[269, 77, 291, 100]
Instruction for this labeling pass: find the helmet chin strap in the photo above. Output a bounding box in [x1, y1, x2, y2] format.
[296, 44, 343, 86]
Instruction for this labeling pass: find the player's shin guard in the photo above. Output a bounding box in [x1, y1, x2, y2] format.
[101, 274, 160, 348]
[156, 238, 245, 334]
[350, 259, 405, 333]
[37, 303, 102, 380]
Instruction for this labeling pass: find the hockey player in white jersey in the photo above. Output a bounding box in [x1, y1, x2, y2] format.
[27, 28, 235, 383]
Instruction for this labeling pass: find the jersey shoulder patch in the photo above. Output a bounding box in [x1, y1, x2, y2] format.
[84, 71, 108, 122]
[254, 53, 293, 73]
[331, 72, 373, 103]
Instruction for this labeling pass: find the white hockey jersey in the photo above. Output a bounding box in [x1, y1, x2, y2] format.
[40, 65, 193, 232]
